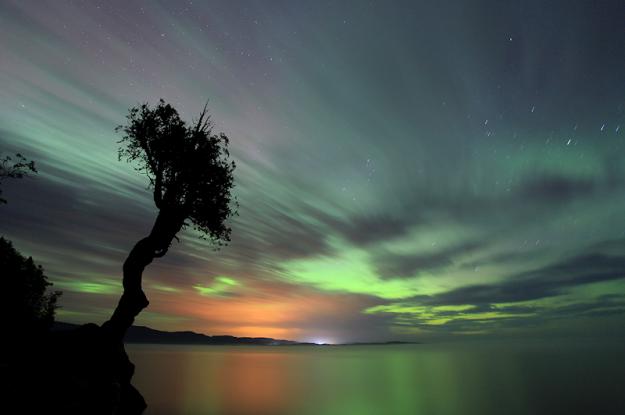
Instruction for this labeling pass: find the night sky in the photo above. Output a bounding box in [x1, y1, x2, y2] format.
[1, 0, 625, 343]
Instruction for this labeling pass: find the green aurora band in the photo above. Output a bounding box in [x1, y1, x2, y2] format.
[1, 0, 624, 342]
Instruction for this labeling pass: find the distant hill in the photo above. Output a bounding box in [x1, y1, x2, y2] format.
[125, 325, 306, 345]
[53, 322, 305, 345]
[52, 322, 418, 346]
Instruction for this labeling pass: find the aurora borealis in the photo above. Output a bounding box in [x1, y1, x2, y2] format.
[1, 0, 625, 343]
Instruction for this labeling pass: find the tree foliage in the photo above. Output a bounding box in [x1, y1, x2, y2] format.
[0, 153, 37, 204]
[116, 100, 236, 251]
[0, 237, 61, 332]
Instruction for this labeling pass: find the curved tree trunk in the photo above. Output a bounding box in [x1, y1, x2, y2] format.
[78, 209, 185, 413]
[102, 209, 184, 341]
[101, 236, 155, 341]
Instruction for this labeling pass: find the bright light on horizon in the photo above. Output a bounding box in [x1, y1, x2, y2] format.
[310, 338, 335, 345]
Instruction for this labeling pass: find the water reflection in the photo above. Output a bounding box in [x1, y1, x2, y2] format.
[130, 346, 305, 415]
[128, 342, 625, 415]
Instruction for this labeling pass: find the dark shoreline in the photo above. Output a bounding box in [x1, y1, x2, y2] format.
[54, 322, 419, 347]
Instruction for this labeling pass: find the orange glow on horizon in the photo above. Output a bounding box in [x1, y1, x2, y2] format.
[144, 283, 370, 340]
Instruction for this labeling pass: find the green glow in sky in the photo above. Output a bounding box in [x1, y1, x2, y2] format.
[1, 0, 624, 342]
[194, 276, 241, 297]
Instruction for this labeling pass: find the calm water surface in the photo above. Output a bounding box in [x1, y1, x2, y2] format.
[127, 342, 625, 415]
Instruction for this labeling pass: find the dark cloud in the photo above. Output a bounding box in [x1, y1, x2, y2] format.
[373, 239, 485, 279]
[387, 294, 625, 335]
[434, 303, 496, 317]
[226, 206, 333, 266]
[425, 252, 625, 306]
[400, 167, 625, 233]
[539, 295, 625, 319]
[460, 248, 548, 270]
[318, 212, 415, 247]
[233, 164, 625, 287]
[258, 210, 332, 259]
[517, 174, 598, 204]
[587, 238, 625, 255]
[463, 239, 625, 274]
[0, 170, 146, 269]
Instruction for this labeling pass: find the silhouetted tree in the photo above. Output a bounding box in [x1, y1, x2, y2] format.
[0, 152, 60, 335]
[0, 152, 37, 204]
[0, 237, 61, 334]
[102, 99, 236, 340]
[1, 104, 236, 414]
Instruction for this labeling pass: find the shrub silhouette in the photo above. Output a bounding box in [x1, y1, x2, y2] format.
[0, 237, 61, 334]
[0, 152, 57, 334]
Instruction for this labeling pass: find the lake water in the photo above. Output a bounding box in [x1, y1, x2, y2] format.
[127, 341, 625, 415]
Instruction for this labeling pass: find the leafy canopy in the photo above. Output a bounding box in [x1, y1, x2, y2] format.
[117, 99, 237, 246]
